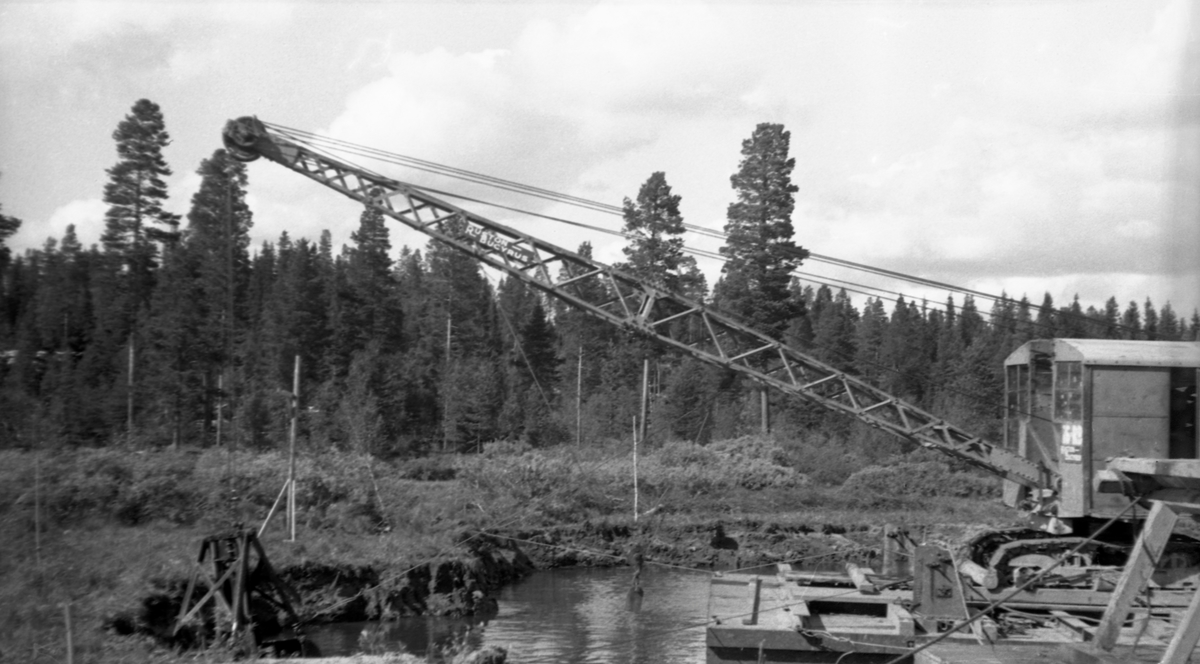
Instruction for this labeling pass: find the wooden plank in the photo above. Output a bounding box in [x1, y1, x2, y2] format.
[1161, 583, 1200, 664]
[742, 577, 762, 625]
[1107, 458, 1200, 482]
[846, 563, 879, 595]
[889, 603, 915, 637]
[779, 570, 853, 586]
[1094, 501, 1178, 650]
[1056, 643, 1141, 664]
[1050, 610, 1093, 641]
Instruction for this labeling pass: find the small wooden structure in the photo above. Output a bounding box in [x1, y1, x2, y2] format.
[175, 529, 303, 652]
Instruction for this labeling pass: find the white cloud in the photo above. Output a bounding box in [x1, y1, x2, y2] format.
[12, 199, 106, 251]
[322, 2, 760, 208]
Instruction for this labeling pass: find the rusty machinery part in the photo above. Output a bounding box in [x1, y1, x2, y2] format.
[963, 527, 1200, 591]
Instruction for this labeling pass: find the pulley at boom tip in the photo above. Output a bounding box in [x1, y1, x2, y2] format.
[222, 116, 268, 163]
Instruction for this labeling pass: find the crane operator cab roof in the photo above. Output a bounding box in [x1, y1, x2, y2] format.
[1006, 338, 1200, 368]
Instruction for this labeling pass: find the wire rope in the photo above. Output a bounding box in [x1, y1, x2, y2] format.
[265, 121, 1155, 338]
[262, 126, 1109, 445]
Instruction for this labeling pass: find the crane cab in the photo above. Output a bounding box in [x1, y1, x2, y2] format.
[1004, 339, 1199, 520]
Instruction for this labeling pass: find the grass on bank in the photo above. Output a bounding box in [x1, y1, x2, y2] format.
[0, 434, 1014, 662]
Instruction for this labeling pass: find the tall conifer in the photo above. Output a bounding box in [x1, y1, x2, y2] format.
[713, 123, 807, 339]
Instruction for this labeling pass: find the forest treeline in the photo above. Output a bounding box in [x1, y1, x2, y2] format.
[1, 99, 1197, 456]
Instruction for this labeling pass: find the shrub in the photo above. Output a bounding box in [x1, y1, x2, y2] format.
[400, 455, 458, 481]
[840, 461, 999, 508]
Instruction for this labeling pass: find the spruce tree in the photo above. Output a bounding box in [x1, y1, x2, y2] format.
[0, 195, 19, 273]
[1121, 300, 1142, 340]
[1160, 302, 1180, 340]
[346, 205, 402, 354]
[854, 297, 888, 384]
[1101, 297, 1121, 339]
[713, 123, 807, 339]
[1034, 293, 1057, 339]
[1143, 298, 1159, 340]
[1059, 295, 1089, 338]
[184, 149, 253, 442]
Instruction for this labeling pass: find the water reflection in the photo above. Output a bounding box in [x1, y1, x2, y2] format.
[306, 566, 712, 663]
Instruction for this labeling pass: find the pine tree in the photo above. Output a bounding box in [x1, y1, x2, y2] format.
[621, 172, 705, 297]
[713, 123, 807, 339]
[100, 99, 181, 309]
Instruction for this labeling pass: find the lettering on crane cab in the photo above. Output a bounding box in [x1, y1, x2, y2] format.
[443, 214, 533, 263]
[1060, 424, 1083, 463]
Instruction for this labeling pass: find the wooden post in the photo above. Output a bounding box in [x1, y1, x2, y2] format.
[632, 415, 639, 523]
[882, 524, 897, 577]
[444, 314, 451, 453]
[34, 451, 41, 571]
[742, 578, 763, 625]
[760, 387, 769, 435]
[288, 354, 299, 542]
[63, 602, 73, 664]
[127, 335, 135, 445]
[216, 372, 224, 447]
[639, 358, 649, 447]
[224, 172, 235, 449]
[576, 346, 583, 447]
[1094, 501, 1178, 651]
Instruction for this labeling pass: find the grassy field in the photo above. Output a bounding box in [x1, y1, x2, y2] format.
[0, 435, 1015, 662]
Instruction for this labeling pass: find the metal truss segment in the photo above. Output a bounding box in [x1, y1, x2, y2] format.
[227, 116, 1051, 493]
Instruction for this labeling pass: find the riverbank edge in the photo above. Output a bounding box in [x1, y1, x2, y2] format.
[122, 516, 903, 653]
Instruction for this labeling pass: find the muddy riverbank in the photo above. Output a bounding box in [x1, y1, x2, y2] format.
[117, 515, 907, 652]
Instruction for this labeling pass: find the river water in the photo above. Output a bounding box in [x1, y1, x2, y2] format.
[306, 565, 723, 663]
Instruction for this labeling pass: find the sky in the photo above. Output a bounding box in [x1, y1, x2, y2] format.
[1, 0, 1198, 321]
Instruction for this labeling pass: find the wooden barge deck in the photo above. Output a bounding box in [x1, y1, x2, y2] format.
[706, 569, 1192, 663]
[707, 457, 1200, 663]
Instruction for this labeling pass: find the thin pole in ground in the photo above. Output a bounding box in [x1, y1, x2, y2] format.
[63, 602, 74, 664]
[288, 354, 300, 542]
